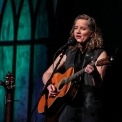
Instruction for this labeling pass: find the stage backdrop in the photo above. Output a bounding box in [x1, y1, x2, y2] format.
[1, 0, 121, 122]
[0, 0, 53, 122]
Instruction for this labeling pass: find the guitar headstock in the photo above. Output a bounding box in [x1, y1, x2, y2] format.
[5, 72, 15, 90]
[96, 56, 114, 66]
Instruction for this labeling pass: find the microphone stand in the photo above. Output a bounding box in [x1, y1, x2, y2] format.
[44, 49, 67, 122]
[27, 48, 67, 122]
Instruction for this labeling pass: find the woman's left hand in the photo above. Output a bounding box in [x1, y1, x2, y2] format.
[84, 64, 95, 74]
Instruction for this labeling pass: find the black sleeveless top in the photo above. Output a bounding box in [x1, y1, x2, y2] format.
[64, 48, 104, 106]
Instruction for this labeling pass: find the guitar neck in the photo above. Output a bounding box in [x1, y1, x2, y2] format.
[61, 56, 112, 86]
[64, 68, 85, 85]
[68, 61, 96, 81]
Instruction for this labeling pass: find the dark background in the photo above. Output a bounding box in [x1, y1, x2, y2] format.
[47, 0, 122, 122]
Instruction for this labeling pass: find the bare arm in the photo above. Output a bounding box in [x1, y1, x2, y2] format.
[95, 51, 108, 80]
[42, 53, 66, 85]
[42, 53, 66, 97]
[84, 51, 108, 87]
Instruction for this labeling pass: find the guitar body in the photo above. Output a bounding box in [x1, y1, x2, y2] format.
[38, 67, 78, 116]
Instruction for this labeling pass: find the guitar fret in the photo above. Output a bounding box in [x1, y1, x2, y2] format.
[68, 69, 84, 81]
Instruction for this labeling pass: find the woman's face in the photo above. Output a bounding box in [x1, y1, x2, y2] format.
[73, 19, 93, 44]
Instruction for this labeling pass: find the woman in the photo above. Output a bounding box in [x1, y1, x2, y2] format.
[41, 14, 108, 122]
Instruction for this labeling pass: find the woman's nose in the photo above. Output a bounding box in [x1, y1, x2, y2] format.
[76, 28, 81, 33]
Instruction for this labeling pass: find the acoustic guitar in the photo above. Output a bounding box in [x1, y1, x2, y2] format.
[38, 56, 113, 116]
[4, 72, 15, 122]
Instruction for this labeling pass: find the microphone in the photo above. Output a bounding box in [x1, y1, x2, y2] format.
[58, 37, 77, 52]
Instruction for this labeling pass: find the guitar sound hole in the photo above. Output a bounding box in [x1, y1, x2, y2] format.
[58, 79, 66, 90]
[58, 82, 64, 90]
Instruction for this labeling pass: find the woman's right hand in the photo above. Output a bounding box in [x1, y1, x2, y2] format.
[47, 84, 57, 97]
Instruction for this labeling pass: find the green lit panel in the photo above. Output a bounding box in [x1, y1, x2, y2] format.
[33, 44, 47, 78]
[30, 44, 47, 121]
[17, 1, 31, 40]
[13, 45, 30, 121]
[33, 44, 47, 94]
[35, 4, 49, 39]
[0, 46, 13, 122]
[0, 0, 14, 41]
[0, 0, 4, 12]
